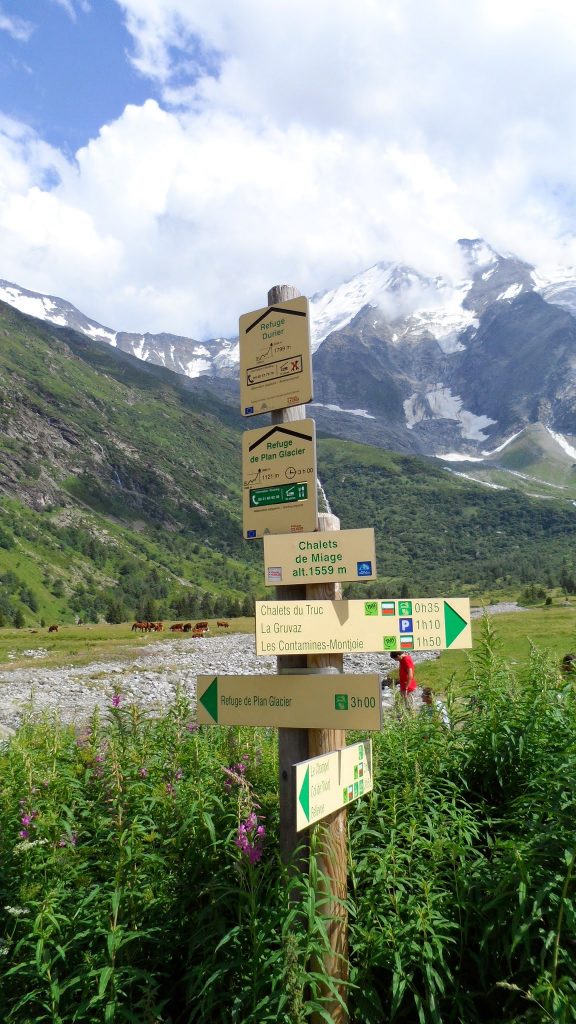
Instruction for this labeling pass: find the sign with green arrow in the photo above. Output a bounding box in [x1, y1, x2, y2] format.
[295, 740, 373, 832]
[196, 674, 382, 729]
[255, 597, 472, 655]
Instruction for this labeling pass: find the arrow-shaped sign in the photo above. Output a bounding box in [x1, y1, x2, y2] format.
[295, 741, 374, 831]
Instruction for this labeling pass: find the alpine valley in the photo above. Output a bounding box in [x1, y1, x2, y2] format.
[0, 237, 575, 626]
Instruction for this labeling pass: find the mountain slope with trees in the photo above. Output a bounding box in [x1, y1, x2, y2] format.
[0, 300, 574, 626]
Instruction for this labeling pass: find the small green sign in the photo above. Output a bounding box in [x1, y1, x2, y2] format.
[364, 601, 378, 616]
[398, 601, 413, 615]
[249, 483, 307, 508]
[334, 694, 349, 710]
[383, 635, 396, 650]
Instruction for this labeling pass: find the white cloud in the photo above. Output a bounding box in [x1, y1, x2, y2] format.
[3, 0, 576, 336]
[0, 8, 34, 41]
[50, 0, 91, 20]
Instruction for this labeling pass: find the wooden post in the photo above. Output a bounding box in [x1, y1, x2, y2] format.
[269, 285, 310, 868]
[266, 286, 348, 1021]
[307, 513, 348, 1023]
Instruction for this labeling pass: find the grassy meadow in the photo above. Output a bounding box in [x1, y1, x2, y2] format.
[1, 617, 576, 1022]
[0, 603, 573, 684]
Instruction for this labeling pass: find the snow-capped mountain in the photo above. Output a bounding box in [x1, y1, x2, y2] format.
[0, 279, 239, 379]
[1, 237, 575, 462]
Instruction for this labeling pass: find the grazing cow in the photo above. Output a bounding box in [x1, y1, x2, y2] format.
[48, 624, 59, 633]
[182, 622, 193, 632]
[194, 621, 209, 631]
[217, 620, 229, 628]
[153, 622, 163, 632]
[191, 629, 206, 638]
[169, 623, 184, 632]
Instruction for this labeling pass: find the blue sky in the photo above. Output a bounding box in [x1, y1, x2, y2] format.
[0, 1, 151, 154]
[1, 0, 576, 338]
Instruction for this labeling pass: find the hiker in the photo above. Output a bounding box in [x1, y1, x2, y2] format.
[421, 687, 451, 728]
[389, 650, 417, 711]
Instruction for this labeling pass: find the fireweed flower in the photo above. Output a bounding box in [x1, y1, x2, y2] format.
[138, 767, 148, 778]
[58, 832, 78, 848]
[235, 813, 266, 864]
[111, 693, 122, 708]
[186, 721, 199, 733]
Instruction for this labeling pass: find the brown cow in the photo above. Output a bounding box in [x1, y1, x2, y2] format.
[191, 629, 206, 638]
[169, 623, 184, 632]
[217, 620, 229, 628]
[194, 621, 209, 631]
[48, 624, 59, 633]
[182, 622, 193, 632]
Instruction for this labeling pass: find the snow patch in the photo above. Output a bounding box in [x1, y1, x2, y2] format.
[437, 430, 524, 461]
[0, 286, 63, 323]
[313, 402, 376, 419]
[184, 358, 211, 377]
[497, 283, 523, 301]
[445, 469, 507, 490]
[400, 279, 477, 353]
[405, 385, 496, 440]
[133, 337, 147, 360]
[84, 325, 117, 346]
[545, 427, 576, 460]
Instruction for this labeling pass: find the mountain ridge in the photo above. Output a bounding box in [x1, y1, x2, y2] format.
[1, 236, 575, 466]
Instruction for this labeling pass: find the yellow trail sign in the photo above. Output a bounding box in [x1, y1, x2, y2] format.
[295, 740, 373, 832]
[242, 418, 317, 539]
[255, 597, 472, 655]
[239, 296, 312, 416]
[196, 674, 382, 730]
[263, 527, 376, 585]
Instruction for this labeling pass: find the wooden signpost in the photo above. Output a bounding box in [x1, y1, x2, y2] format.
[231, 283, 473, 1022]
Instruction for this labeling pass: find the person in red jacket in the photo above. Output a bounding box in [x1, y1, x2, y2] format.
[390, 650, 417, 711]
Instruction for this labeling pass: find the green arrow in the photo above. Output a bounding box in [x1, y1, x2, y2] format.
[444, 601, 468, 647]
[199, 677, 219, 723]
[298, 767, 310, 822]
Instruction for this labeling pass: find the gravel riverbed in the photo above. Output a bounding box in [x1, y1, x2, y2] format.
[0, 603, 524, 738]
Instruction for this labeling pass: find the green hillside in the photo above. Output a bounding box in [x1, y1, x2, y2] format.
[440, 422, 576, 500]
[317, 439, 576, 596]
[0, 299, 574, 626]
[0, 301, 260, 625]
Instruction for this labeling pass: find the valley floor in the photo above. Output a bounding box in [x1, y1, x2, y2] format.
[0, 605, 528, 738]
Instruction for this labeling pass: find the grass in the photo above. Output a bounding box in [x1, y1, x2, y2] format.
[417, 603, 576, 693]
[2, 619, 576, 1022]
[1, 602, 574, 681]
[0, 618, 257, 671]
